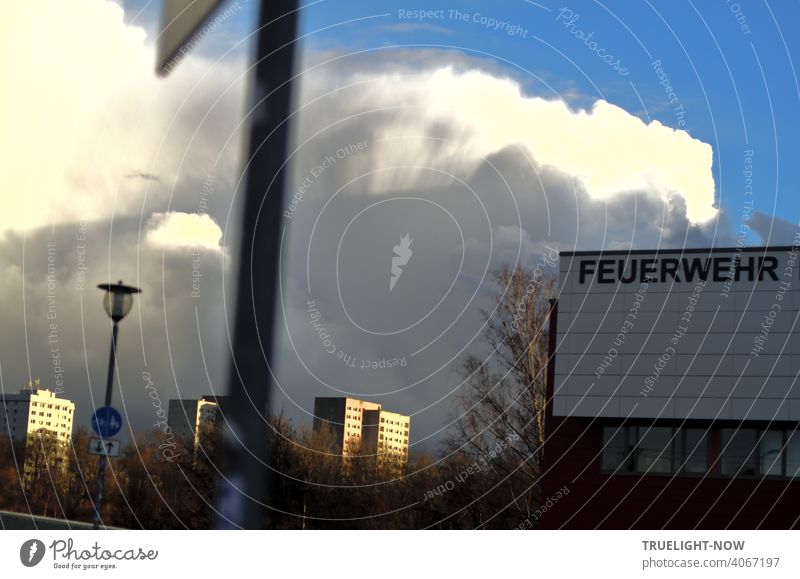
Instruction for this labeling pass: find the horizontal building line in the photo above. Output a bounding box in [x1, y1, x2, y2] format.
[560, 245, 796, 257]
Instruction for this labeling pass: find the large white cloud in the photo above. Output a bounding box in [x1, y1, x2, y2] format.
[330, 67, 717, 223]
[0, 0, 243, 233]
[425, 69, 716, 223]
[299, 67, 716, 224]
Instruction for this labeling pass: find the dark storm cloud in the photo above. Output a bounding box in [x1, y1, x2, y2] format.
[270, 52, 727, 449]
[0, 217, 229, 442]
[748, 211, 800, 245]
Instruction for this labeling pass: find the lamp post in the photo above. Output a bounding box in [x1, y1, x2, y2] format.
[92, 280, 141, 529]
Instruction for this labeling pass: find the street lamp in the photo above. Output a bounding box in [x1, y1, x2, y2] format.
[92, 280, 141, 529]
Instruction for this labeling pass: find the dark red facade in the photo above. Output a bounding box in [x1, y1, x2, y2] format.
[539, 299, 800, 529]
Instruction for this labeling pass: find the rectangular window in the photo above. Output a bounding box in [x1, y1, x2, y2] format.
[679, 428, 709, 474]
[720, 429, 758, 476]
[760, 430, 783, 476]
[636, 427, 672, 474]
[601, 426, 699, 475]
[601, 427, 633, 472]
[786, 430, 800, 477]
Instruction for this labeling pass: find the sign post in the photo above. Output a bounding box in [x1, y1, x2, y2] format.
[213, 0, 299, 530]
[90, 405, 123, 529]
[158, 0, 299, 529]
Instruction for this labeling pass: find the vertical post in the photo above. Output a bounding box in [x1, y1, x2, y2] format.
[214, 0, 298, 529]
[92, 321, 118, 529]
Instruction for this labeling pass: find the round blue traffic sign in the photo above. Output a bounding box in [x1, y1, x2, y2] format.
[91, 406, 123, 437]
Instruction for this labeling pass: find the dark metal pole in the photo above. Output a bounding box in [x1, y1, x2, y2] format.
[92, 321, 118, 529]
[214, 0, 298, 529]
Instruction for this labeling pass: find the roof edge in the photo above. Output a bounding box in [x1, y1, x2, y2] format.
[560, 245, 796, 257]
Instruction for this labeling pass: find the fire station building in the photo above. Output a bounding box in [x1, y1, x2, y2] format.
[540, 246, 800, 528]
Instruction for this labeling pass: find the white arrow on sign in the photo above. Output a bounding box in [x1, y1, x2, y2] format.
[88, 437, 120, 458]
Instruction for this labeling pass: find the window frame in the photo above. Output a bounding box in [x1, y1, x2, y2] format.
[600, 421, 800, 479]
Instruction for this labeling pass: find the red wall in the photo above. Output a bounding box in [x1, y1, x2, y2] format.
[539, 413, 800, 529]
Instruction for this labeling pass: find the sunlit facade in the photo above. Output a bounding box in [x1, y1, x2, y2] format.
[167, 396, 223, 450]
[313, 397, 410, 463]
[0, 386, 74, 444]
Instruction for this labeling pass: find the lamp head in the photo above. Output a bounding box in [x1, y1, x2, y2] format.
[97, 280, 142, 322]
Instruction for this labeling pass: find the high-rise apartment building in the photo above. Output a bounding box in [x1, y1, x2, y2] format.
[0, 386, 74, 444]
[362, 408, 410, 461]
[313, 397, 410, 462]
[167, 395, 229, 449]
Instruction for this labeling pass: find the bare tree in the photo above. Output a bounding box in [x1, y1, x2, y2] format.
[445, 264, 556, 527]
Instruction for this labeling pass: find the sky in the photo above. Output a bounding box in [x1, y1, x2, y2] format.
[2, 0, 799, 453]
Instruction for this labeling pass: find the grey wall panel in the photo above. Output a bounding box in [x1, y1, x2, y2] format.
[554, 247, 800, 419]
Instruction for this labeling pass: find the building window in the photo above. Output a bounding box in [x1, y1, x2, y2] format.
[601, 427, 633, 472]
[636, 427, 672, 473]
[720, 428, 800, 477]
[720, 429, 759, 476]
[761, 430, 783, 476]
[786, 431, 800, 477]
[713, 428, 800, 477]
[678, 428, 708, 474]
[602, 425, 709, 475]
